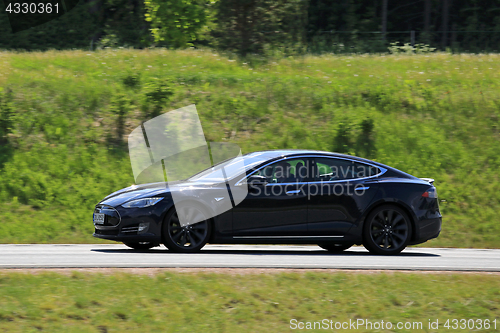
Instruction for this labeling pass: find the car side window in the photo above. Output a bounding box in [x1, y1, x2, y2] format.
[252, 158, 310, 183]
[313, 158, 380, 181]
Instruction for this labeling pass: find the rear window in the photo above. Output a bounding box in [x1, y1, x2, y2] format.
[314, 158, 380, 181]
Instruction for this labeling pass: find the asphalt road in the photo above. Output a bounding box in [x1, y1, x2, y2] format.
[0, 244, 499, 271]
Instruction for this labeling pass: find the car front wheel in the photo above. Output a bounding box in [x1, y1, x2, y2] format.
[162, 205, 211, 253]
[363, 205, 412, 255]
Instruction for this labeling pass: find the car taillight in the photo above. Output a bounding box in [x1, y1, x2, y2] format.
[422, 187, 437, 198]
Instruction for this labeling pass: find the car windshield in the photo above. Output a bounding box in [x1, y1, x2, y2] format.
[187, 152, 275, 182]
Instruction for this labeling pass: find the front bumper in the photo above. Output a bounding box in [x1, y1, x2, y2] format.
[92, 202, 168, 244]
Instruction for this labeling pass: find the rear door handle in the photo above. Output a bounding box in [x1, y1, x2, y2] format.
[286, 190, 301, 194]
[355, 186, 370, 191]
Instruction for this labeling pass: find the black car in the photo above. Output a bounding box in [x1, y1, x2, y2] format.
[93, 150, 441, 255]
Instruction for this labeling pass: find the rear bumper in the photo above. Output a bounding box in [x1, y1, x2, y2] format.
[410, 217, 442, 245]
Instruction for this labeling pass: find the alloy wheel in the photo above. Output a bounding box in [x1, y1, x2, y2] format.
[363, 205, 412, 255]
[164, 206, 210, 252]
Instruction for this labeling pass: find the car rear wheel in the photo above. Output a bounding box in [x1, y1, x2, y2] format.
[363, 205, 412, 255]
[318, 243, 353, 252]
[123, 242, 157, 250]
[162, 205, 211, 253]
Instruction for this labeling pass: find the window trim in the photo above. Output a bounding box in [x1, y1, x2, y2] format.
[235, 155, 387, 186]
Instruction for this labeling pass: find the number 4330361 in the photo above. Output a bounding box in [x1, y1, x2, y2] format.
[443, 319, 496, 330]
[5, 3, 59, 14]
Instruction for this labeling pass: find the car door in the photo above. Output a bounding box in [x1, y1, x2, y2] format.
[231, 157, 311, 236]
[307, 157, 380, 236]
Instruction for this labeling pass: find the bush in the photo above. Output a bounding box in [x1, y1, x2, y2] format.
[0, 49, 499, 247]
[0, 88, 14, 142]
[109, 91, 132, 144]
[142, 78, 175, 118]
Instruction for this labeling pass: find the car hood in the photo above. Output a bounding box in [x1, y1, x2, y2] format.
[99, 180, 222, 207]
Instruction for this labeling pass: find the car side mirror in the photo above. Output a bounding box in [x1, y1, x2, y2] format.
[247, 175, 268, 186]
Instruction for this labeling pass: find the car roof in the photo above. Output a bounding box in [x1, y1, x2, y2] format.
[242, 149, 322, 159]
[244, 149, 375, 164]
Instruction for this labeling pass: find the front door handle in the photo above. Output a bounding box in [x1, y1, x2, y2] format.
[286, 190, 301, 194]
[355, 186, 370, 191]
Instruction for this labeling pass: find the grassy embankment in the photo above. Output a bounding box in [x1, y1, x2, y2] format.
[0, 271, 499, 332]
[0, 49, 499, 247]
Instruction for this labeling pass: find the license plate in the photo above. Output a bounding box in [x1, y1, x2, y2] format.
[93, 213, 105, 225]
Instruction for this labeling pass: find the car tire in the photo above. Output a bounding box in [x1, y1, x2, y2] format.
[318, 243, 353, 252]
[162, 204, 211, 253]
[123, 242, 157, 250]
[363, 205, 412, 255]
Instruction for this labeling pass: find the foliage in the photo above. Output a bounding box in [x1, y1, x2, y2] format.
[0, 271, 499, 331]
[145, 0, 213, 48]
[98, 0, 152, 48]
[0, 0, 150, 51]
[0, 88, 14, 142]
[214, 0, 306, 57]
[306, 0, 500, 54]
[1, 0, 500, 53]
[121, 72, 142, 90]
[388, 42, 437, 55]
[141, 77, 175, 118]
[357, 118, 376, 158]
[109, 91, 133, 144]
[0, 1, 97, 50]
[333, 120, 352, 154]
[96, 33, 121, 49]
[0, 49, 499, 248]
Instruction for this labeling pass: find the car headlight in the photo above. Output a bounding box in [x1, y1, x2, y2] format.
[121, 197, 164, 208]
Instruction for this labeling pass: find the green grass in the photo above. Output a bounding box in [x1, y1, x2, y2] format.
[0, 271, 498, 332]
[0, 49, 499, 247]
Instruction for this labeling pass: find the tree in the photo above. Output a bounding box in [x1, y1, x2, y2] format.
[214, 0, 306, 57]
[381, 0, 388, 40]
[98, 0, 152, 48]
[424, 0, 431, 43]
[440, 0, 450, 49]
[145, 0, 213, 48]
